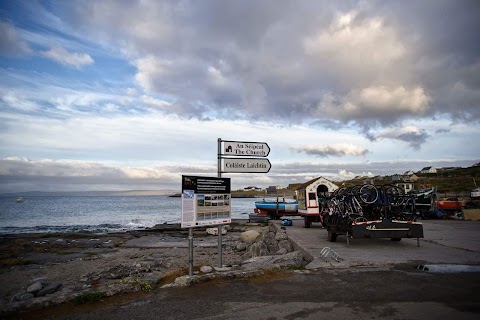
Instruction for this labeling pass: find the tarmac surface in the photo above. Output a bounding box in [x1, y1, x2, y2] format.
[13, 219, 480, 319]
[272, 218, 480, 269]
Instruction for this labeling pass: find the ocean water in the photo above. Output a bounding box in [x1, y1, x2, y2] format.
[0, 195, 258, 234]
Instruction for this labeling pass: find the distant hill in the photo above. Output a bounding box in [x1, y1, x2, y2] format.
[0, 190, 178, 197]
[336, 165, 480, 194]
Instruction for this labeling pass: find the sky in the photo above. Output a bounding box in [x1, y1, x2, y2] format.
[0, 0, 479, 193]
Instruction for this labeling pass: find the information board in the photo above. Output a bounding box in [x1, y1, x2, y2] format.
[181, 175, 231, 228]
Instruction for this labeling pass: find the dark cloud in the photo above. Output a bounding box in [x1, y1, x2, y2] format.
[290, 144, 369, 158]
[46, 0, 476, 130]
[377, 126, 430, 150]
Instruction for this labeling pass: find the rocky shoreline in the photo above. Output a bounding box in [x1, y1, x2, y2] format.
[0, 222, 310, 315]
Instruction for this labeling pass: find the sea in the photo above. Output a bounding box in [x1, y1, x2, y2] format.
[0, 195, 259, 234]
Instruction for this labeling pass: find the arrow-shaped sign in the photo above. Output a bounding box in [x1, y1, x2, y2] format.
[222, 158, 271, 173]
[223, 140, 270, 157]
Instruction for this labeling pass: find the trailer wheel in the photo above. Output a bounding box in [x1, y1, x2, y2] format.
[390, 238, 402, 241]
[304, 219, 311, 228]
[328, 229, 337, 242]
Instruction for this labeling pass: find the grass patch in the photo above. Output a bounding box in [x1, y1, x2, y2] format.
[287, 264, 306, 270]
[250, 267, 290, 283]
[120, 278, 153, 292]
[157, 267, 189, 286]
[74, 291, 106, 304]
[0, 258, 33, 266]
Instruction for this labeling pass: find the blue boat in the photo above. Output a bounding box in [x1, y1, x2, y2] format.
[254, 199, 298, 219]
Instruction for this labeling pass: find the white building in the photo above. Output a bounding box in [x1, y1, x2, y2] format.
[420, 166, 437, 174]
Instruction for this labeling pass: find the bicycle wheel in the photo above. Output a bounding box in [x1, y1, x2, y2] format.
[359, 184, 378, 204]
[385, 185, 405, 206]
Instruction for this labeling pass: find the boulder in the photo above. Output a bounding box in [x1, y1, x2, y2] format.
[200, 266, 213, 273]
[278, 239, 293, 253]
[263, 232, 279, 253]
[36, 283, 62, 297]
[235, 242, 247, 251]
[275, 230, 288, 241]
[239, 230, 261, 243]
[241, 251, 307, 269]
[206, 227, 227, 236]
[276, 248, 288, 255]
[26, 282, 43, 294]
[247, 241, 268, 257]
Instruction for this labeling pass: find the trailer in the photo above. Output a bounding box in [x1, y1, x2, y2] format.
[326, 218, 424, 246]
[324, 184, 425, 246]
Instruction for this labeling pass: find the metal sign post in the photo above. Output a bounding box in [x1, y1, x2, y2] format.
[217, 138, 223, 268]
[216, 138, 271, 268]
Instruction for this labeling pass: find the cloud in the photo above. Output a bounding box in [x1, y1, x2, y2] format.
[41, 45, 94, 68]
[1, 157, 478, 193]
[290, 143, 369, 158]
[13, 1, 476, 129]
[0, 21, 32, 55]
[140, 95, 172, 108]
[376, 126, 429, 150]
[303, 12, 406, 73]
[316, 86, 431, 125]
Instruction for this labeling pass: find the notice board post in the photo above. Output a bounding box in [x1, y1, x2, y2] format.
[181, 175, 231, 275]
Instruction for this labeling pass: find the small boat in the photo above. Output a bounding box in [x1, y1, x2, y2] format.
[436, 198, 463, 210]
[255, 200, 298, 212]
[16, 196, 24, 203]
[254, 199, 298, 219]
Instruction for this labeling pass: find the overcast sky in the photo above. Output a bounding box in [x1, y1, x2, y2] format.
[1, 0, 479, 193]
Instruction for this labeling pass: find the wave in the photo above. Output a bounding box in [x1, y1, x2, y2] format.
[0, 223, 147, 235]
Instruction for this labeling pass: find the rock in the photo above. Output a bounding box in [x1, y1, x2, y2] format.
[103, 264, 136, 279]
[213, 266, 232, 272]
[248, 241, 268, 257]
[263, 232, 279, 253]
[278, 239, 293, 253]
[10, 292, 24, 303]
[239, 230, 261, 243]
[276, 248, 288, 255]
[206, 227, 227, 236]
[174, 275, 192, 286]
[242, 251, 307, 269]
[36, 283, 62, 297]
[235, 242, 247, 251]
[275, 231, 288, 241]
[19, 293, 34, 301]
[200, 266, 213, 273]
[26, 282, 43, 294]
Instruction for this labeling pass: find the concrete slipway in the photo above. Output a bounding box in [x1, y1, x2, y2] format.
[272, 218, 480, 269]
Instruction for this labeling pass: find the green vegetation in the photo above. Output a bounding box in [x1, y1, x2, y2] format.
[74, 291, 106, 304]
[337, 165, 480, 194]
[0, 258, 33, 266]
[121, 278, 154, 292]
[287, 264, 306, 270]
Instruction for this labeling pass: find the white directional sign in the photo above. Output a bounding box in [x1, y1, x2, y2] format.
[222, 158, 271, 173]
[223, 141, 270, 157]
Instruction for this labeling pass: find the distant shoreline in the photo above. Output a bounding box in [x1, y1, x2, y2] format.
[168, 193, 257, 198]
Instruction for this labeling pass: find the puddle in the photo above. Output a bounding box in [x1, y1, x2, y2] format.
[417, 264, 480, 273]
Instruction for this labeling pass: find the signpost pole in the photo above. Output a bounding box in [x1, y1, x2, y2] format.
[188, 227, 193, 276]
[217, 138, 223, 268]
